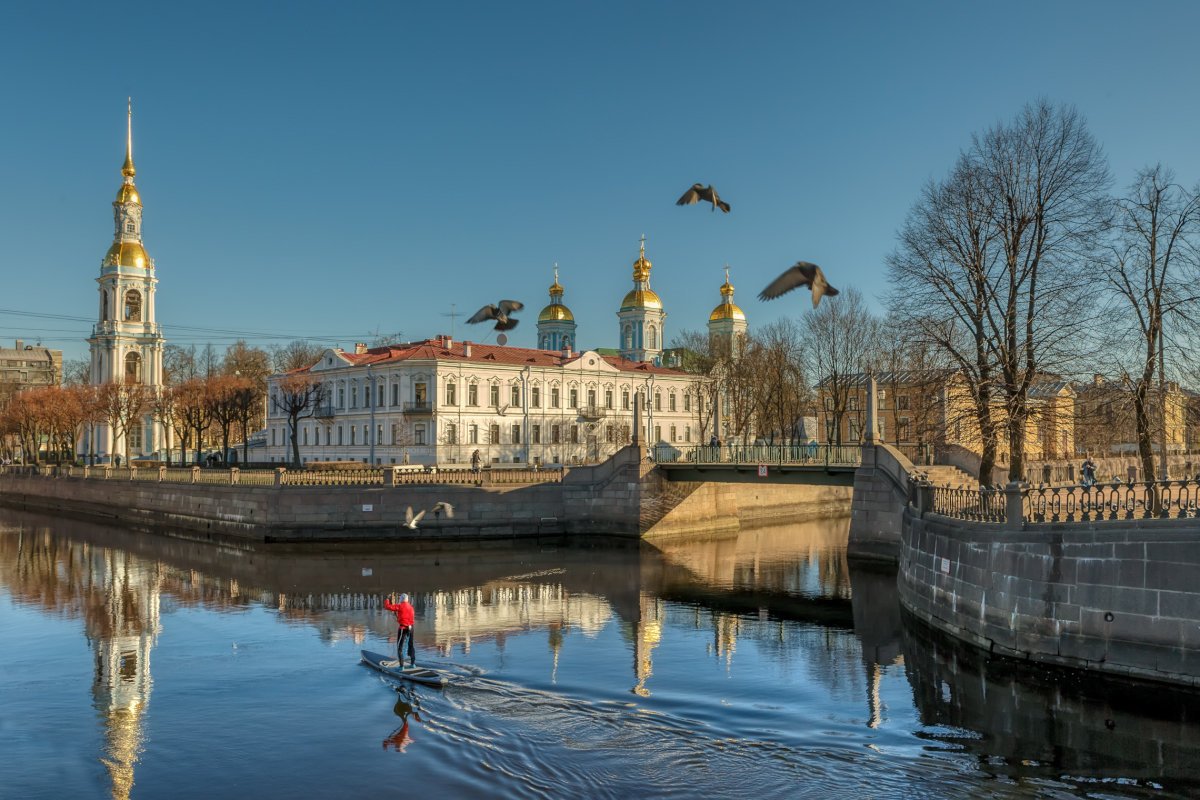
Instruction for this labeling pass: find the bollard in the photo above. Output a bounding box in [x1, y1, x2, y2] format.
[130, 466, 137, 481]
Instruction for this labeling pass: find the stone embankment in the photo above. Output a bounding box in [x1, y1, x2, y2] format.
[850, 433, 1200, 687]
[0, 446, 852, 543]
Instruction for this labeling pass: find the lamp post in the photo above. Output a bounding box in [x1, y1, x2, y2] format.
[522, 365, 531, 465]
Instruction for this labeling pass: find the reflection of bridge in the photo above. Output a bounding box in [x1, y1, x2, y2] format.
[652, 443, 861, 485]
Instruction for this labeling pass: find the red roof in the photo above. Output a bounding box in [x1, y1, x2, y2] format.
[317, 338, 688, 376]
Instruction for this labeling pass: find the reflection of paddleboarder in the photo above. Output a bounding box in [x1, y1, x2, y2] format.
[382, 693, 423, 753]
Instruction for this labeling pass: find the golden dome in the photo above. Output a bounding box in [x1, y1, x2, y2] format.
[104, 241, 151, 269]
[709, 303, 746, 322]
[115, 183, 141, 205]
[539, 303, 575, 322]
[621, 288, 663, 311]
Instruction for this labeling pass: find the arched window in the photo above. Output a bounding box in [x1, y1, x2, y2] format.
[124, 352, 142, 385]
[102, 290, 109, 321]
[623, 324, 633, 350]
[124, 290, 142, 322]
[647, 325, 658, 349]
[562, 335, 571, 350]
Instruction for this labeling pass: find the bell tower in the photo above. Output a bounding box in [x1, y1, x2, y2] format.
[86, 100, 166, 461]
[616, 235, 667, 363]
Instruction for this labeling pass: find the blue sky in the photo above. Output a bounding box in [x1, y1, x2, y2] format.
[4, 1, 1198, 362]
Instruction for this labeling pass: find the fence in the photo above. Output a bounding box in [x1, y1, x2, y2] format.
[652, 443, 862, 468]
[929, 484, 1006, 522]
[0, 463, 564, 489]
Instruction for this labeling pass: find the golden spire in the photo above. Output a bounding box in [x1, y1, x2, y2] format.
[721, 265, 734, 296]
[122, 98, 136, 179]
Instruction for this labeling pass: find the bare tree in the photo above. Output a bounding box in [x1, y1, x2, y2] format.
[277, 373, 329, 467]
[271, 341, 325, 373]
[1103, 165, 1200, 482]
[805, 289, 877, 445]
[96, 382, 150, 464]
[163, 344, 198, 386]
[62, 358, 91, 387]
[753, 320, 811, 444]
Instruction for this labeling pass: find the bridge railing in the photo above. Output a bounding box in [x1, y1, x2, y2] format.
[652, 443, 862, 467]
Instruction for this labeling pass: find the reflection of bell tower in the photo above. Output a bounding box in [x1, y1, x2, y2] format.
[631, 593, 662, 697]
[87, 549, 162, 800]
[86, 99, 166, 460]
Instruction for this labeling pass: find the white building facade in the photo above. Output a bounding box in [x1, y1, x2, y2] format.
[259, 337, 704, 466]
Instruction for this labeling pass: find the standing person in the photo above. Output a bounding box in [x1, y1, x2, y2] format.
[383, 592, 416, 668]
[470, 449, 482, 485]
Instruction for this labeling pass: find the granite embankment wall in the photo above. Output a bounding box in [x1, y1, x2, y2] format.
[899, 511, 1200, 687]
[847, 442, 912, 562]
[0, 446, 852, 542]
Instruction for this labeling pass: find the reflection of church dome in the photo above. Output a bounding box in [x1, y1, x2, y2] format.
[709, 274, 745, 321]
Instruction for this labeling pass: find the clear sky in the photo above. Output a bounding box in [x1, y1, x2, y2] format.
[4, 1, 1198, 363]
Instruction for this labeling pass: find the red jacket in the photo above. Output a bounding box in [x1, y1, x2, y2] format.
[384, 598, 414, 627]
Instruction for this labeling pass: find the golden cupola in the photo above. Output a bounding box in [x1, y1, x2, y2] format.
[538, 267, 575, 323]
[104, 99, 152, 270]
[620, 237, 663, 311]
[709, 268, 746, 322]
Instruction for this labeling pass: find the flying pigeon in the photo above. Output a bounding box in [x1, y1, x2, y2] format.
[758, 261, 839, 308]
[404, 506, 426, 530]
[467, 300, 524, 331]
[676, 183, 730, 213]
[432, 501, 454, 519]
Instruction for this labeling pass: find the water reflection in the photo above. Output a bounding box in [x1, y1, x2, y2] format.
[6, 508, 1200, 797]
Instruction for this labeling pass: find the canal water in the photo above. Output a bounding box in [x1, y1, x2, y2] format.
[3, 510, 1200, 799]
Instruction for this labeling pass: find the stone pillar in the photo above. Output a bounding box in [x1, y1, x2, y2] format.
[383, 467, 397, 487]
[1004, 481, 1025, 530]
[274, 467, 286, 487]
[191, 466, 200, 484]
[713, 390, 723, 443]
[158, 465, 166, 482]
[865, 375, 879, 443]
[632, 393, 642, 446]
[230, 467, 240, 485]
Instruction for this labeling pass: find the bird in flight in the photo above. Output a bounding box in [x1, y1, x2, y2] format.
[404, 507, 426, 530]
[759, 262, 840, 308]
[676, 183, 731, 213]
[432, 501, 454, 519]
[467, 300, 524, 331]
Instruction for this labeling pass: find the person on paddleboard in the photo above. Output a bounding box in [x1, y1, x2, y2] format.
[384, 592, 417, 667]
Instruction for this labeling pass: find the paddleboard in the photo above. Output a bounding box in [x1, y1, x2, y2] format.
[361, 649, 450, 688]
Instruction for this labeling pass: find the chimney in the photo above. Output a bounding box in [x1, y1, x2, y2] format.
[561, 342, 572, 359]
[355, 342, 367, 355]
[14, 340, 23, 351]
[463, 341, 472, 357]
[443, 335, 453, 349]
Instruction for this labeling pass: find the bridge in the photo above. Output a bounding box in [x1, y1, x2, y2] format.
[651, 443, 862, 485]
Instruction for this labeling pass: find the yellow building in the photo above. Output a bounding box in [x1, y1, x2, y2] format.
[1075, 375, 1190, 456]
[817, 371, 1075, 463]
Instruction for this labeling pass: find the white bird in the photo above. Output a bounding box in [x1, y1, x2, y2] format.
[432, 501, 454, 519]
[404, 506, 426, 530]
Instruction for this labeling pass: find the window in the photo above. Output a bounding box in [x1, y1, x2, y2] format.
[684, 393, 691, 412]
[338, 386, 345, 408]
[587, 389, 597, 409]
[569, 388, 578, 408]
[446, 382, 456, 405]
[685, 425, 691, 442]
[414, 382, 427, 406]
[490, 385, 500, 407]
[511, 386, 520, 407]
[669, 392, 676, 412]
[532, 424, 541, 444]
[351, 386, 358, 408]
[391, 383, 399, 407]
[124, 352, 142, 384]
[898, 417, 911, 441]
[377, 383, 384, 407]
[849, 419, 861, 441]
[848, 396, 858, 411]
[350, 426, 357, 445]
[303, 428, 308, 445]
[363, 424, 369, 443]
[123, 290, 142, 322]
[468, 384, 479, 406]
[128, 422, 143, 450]
[414, 424, 426, 445]
[125, 220, 136, 234]
[622, 390, 630, 410]
[511, 424, 520, 443]
[391, 423, 399, 445]
[532, 387, 541, 408]
[569, 425, 579, 444]
[898, 395, 910, 411]
[377, 424, 384, 444]
[272, 428, 277, 446]
[364, 384, 371, 407]
[469, 424, 479, 444]
[605, 389, 613, 409]
[490, 423, 500, 444]
[551, 424, 561, 444]
[654, 425, 661, 442]
[551, 387, 560, 408]
[670, 425, 676, 442]
[338, 426, 344, 445]
[823, 396, 833, 411]
[445, 423, 457, 444]
[605, 425, 615, 443]
[654, 392, 662, 412]
[326, 426, 332, 444]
